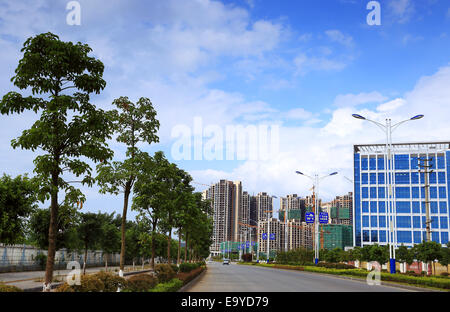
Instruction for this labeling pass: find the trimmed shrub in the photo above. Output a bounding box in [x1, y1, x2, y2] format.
[170, 264, 179, 273]
[55, 274, 105, 292]
[94, 271, 127, 292]
[155, 264, 176, 283]
[150, 278, 183, 292]
[124, 274, 158, 292]
[179, 263, 196, 273]
[440, 272, 449, 277]
[177, 267, 204, 285]
[0, 283, 23, 292]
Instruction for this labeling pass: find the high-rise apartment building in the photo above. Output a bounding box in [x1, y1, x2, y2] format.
[353, 142, 450, 248]
[256, 192, 274, 221]
[279, 194, 306, 222]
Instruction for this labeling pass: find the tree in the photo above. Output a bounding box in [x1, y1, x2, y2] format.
[413, 241, 442, 275]
[77, 212, 106, 274]
[98, 213, 121, 271]
[368, 244, 389, 266]
[324, 248, 344, 263]
[0, 33, 114, 289]
[439, 242, 450, 273]
[28, 204, 80, 251]
[0, 174, 39, 244]
[132, 151, 170, 269]
[96, 96, 159, 273]
[396, 245, 414, 272]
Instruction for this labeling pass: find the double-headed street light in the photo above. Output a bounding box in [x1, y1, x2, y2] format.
[352, 113, 424, 274]
[296, 171, 338, 264]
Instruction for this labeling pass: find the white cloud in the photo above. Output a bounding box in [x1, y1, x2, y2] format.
[325, 30, 354, 47]
[376, 98, 406, 112]
[294, 53, 347, 75]
[333, 92, 388, 108]
[388, 0, 415, 23]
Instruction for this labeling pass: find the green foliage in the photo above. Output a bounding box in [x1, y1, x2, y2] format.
[154, 264, 176, 283]
[0, 283, 23, 292]
[275, 247, 315, 265]
[28, 205, 79, 250]
[91, 271, 127, 292]
[323, 248, 345, 263]
[413, 241, 443, 263]
[55, 274, 105, 292]
[124, 274, 158, 292]
[396, 245, 415, 265]
[316, 262, 356, 269]
[179, 262, 202, 273]
[242, 253, 253, 262]
[0, 174, 39, 244]
[150, 278, 183, 292]
[34, 253, 47, 269]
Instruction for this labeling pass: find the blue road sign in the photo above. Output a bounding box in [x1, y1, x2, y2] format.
[262, 233, 268, 240]
[269, 233, 276, 240]
[306, 212, 315, 224]
[319, 212, 329, 224]
[246, 241, 250, 248]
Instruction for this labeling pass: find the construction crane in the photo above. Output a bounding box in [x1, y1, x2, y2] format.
[192, 181, 212, 188]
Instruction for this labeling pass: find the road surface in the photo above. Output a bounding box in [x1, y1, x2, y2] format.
[186, 262, 422, 292]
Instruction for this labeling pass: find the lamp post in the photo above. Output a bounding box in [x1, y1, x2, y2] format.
[351, 113, 424, 274]
[296, 171, 338, 264]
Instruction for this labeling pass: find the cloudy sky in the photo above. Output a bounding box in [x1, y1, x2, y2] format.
[1, 0, 450, 219]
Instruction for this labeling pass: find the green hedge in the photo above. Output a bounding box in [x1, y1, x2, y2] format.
[0, 283, 23, 292]
[150, 278, 183, 292]
[179, 262, 203, 273]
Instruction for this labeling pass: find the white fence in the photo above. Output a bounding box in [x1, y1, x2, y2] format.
[0, 244, 120, 273]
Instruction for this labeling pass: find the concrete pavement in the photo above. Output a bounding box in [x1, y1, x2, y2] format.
[186, 262, 423, 292]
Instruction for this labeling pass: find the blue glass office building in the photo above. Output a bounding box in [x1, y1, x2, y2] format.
[353, 142, 450, 247]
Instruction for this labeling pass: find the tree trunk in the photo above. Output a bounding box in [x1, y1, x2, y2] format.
[151, 231, 156, 270]
[83, 247, 88, 275]
[105, 254, 108, 272]
[184, 232, 188, 263]
[167, 228, 172, 264]
[43, 170, 59, 291]
[177, 229, 181, 265]
[120, 181, 132, 272]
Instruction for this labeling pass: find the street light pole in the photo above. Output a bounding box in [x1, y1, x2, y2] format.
[352, 114, 424, 274]
[296, 171, 338, 264]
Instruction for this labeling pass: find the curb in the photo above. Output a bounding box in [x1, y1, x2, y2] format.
[177, 267, 207, 292]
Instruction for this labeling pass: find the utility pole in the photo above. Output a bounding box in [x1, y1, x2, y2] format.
[418, 157, 433, 242]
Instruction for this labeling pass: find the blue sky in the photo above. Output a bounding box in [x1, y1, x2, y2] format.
[1, 0, 450, 219]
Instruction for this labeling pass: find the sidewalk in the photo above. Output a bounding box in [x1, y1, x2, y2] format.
[0, 265, 153, 290]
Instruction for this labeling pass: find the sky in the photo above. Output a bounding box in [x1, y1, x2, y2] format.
[1, 0, 450, 220]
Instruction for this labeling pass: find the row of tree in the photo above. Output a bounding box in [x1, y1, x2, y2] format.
[0, 32, 213, 290]
[320, 241, 450, 273]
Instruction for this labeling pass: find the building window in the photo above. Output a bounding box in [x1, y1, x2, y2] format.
[395, 155, 409, 170]
[440, 202, 448, 214]
[413, 216, 420, 228]
[412, 187, 420, 199]
[396, 202, 411, 213]
[440, 217, 448, 229]
[376, 187, 384, 199]
[413, 231, 421, 244]
[370, 201, 377, 213]
[379, 216, 386, 228]
[362, 201, 369, 213]
[370, 173, 377, 184]
[379, 231, 386, 242]
[412, 201, 420, 213]
[363, 216, 369, 227]
[442, 232, 449, 244]
[411, 172, 419, 184]
[363, 230, 370, 242]
[432, 232, 440, 243]
[439, 187, 446, 198]
[370, 157, 376, 170]
[395, 187, 410, 199]
[379, 201, 386, 213]
[410, 156, 419, 170]
[377, 156, 385, 170]
[370, 187, 377, 198]
[438, 172, 446, 184]
[362, 187, 368, 199]
[431, 202, 438, 214]
[397, 216, 411, 228]
[371, 230, 378, 242]
[431, 217, 439, 229]
[395, 173, 410, 184]
[371, 216, 378, 227]
[429, 172, 437, 184]
[378, 173, 385, 184]
[397, 231, 412, 243]
[362, 173, 368, 185]
[361, 157, 368, 170]
[437, 155, 445, 169]
[430, 187, 437, 199]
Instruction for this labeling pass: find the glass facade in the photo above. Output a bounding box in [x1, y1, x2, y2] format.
[353, 143, 450, 247]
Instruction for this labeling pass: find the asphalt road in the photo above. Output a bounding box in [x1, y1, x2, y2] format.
[186, 262, 420, 292]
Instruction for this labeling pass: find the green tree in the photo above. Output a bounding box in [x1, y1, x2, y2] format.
[132, 151, 170, 269]
[77, 212, 105, 274]
[0, 33, 114, 288]
[396, 244, 414, 272]
[368, 244, 389, 266]
[413, 241, 442, 275]
[0, 174, 39, 244]
[98, 213, 121, 271]
[96, 96, 159, 273]
[28, 204, 80, 251]
[439, 242, 449, 273]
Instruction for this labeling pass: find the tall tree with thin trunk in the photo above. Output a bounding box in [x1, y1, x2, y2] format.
[96, 96, 159, 274]
[0, 33, 114, 290]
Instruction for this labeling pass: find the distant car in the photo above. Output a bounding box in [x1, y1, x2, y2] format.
[223, 259, 230, 265]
